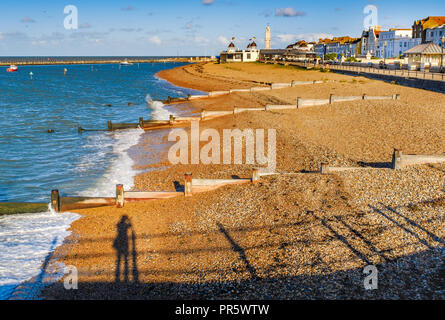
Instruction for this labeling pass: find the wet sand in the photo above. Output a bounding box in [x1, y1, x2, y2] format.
[42, 62, 444, 300]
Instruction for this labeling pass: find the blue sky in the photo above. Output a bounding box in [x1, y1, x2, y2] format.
[0, 0, 443, 56]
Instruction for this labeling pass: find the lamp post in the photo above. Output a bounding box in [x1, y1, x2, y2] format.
[383, 41, 387, 65]
[441, 36, 445, 71]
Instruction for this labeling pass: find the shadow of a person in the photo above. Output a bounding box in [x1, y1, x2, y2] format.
[131, 229, 139, 283]
[114, 215, 132, 283]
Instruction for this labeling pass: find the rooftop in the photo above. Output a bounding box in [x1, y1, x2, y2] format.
[414, 16, 445, 29]
[404, 42, 444, 55]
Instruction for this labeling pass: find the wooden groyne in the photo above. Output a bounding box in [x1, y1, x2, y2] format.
[51, 170, 259, 212]
[320, 149, 445, 173]
[160, 79, 332, 105]
[47, 146, 445, 213]
[6, 146, 444, 215]
[78, 92, 402, 133]
[0, 202, 49, 215]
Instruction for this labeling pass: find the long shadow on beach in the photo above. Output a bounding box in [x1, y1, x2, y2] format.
[41, 247, 444, 300]
[41, 202, 445, 300]
[113, 216, 139, 284]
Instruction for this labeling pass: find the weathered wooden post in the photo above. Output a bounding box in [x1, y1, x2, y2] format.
[108, 120, 113, 131]
[252, 168, 260, 184]
[297, 97, 302, 109]
[51, 190, 60, 212]
[329, 94, 335, 104]
[187, 94, 191, 100]
[78, 126, 83, 134]
[139, 117, 144, 128]
[116, 184, 125, 208]
[169, 114, 175, 125]
[167, 96, 172, 103]
[362, 94, 367, 100]
[233, 107, 238, 114]
[184, 173, 193, 197]
[392, 149, 403, 170]
[320, 163, 330, 174]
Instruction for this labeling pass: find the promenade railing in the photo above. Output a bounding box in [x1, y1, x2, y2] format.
[268, 60, 445, 82]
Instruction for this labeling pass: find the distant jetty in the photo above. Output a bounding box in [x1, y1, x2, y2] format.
[0, 56, 215, 66]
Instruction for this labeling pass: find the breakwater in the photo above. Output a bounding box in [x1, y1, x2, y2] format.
[0, 56, 197, 66]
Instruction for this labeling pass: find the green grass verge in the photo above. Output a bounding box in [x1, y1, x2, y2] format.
[0, 202, 49, 215]
[254, 62, 308, 71]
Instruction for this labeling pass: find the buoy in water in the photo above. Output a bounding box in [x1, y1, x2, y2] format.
[29, 72, 33, 80]
[64, 68, 67, 75]
[47, 129, 55, 133]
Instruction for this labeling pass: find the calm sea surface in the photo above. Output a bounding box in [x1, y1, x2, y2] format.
[0, 62, 204, 299]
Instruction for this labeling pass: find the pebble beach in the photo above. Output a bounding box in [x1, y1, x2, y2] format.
[42, 62, 444, 300]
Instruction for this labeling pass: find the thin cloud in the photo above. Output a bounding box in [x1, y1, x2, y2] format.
[218, 35, 229, 45]
[40, 32, 65, 41]
[202, 0, 214, 5]
[193, 36, 210, 45]
[275, 8, 305, 17]
[121, 5, 134, 11]
[260, 10, 273, 17]
[146, 29, 171, 35]
[1, 31, 30, 41]
[184, 22, 202, 30]
[276, 33, 333, 43]
[120, 28, 143, 32]
[69, 31, 109, 41]
[148, 36, 161, 45]
[79, 23, 92, 29]
[21, 16, 36, 23]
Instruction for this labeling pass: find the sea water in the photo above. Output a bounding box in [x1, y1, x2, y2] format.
[0, 62, 205, 299]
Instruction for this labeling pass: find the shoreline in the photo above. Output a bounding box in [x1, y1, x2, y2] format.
[41, 62, 445, 299]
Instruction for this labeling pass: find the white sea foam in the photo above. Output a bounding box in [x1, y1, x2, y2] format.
[0, 206, 79, 300]
[145, 94, 174, 120]
[81, 127, 144, 197]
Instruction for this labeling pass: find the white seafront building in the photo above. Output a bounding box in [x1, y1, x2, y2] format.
[219, 41, 260, 63]
[376, 29, 421, 59]
[424, 24, 445, 45]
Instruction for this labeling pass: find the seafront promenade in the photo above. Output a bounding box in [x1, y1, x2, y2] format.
[265, 61, 445, 82]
